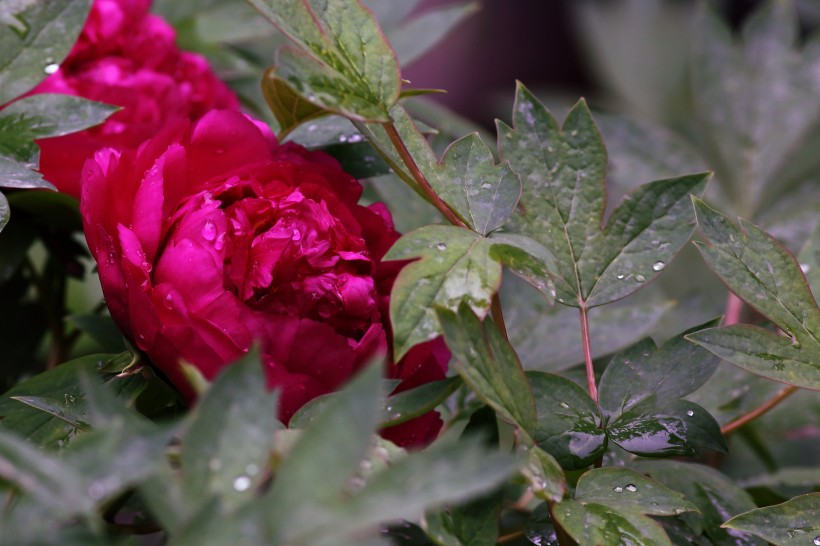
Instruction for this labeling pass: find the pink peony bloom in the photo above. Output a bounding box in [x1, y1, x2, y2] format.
[82, 110, 449, 448]
[29, 0, 239, 198]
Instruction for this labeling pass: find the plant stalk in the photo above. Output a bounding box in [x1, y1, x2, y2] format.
[724, 292, 744, 325]
[382, 122, 467, 229]
[578, 305, 598, 403]
[721, 385, 798, 435]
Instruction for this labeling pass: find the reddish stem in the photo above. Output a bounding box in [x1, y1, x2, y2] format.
[721, 385, 798, 435]
[579, 305, 598, 403]
[724, 292, 744, 325]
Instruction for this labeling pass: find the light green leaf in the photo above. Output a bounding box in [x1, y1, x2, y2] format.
[180, 352, 282, 511]
[688, 198, 820, 390]
[575, 467, 699, 516]
[691, 0, 820, 215]
[260, 67, 329, 137]
[497, 82, 708, 308]
[554, 498, 673, 546]
[385, 225, 500, 360]
[722, 493, 819, 546]
[437, 303, 537, 436]
[0, 0, 92, 104]
[246, 0, 400, 122]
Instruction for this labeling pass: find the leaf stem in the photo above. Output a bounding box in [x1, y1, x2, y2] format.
[720, 385, 799, 435]
[382, 121, 467, 228]
[578, 305, 598, 403]
[723, 292, 744, 325]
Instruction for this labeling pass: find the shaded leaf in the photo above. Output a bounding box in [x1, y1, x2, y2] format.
[8, 396, 89, 431]
[688, 198, 820, 390]
[261, 67, 329, 137]
[0, 191, 7, 233]
[554, 498, 673, 546]
[520, 445, 566, 503]
[437, 303, 537, 436]
[423, 491, 502, 546]
[0, 0, 92, 104]
[528, 371, 605, 469]
[575, 467, 699, 516]
[722, 493, 820, 546]
[247, 0, 400, 121]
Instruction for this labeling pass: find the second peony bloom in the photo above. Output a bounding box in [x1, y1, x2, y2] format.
[82, 110, 448, 447]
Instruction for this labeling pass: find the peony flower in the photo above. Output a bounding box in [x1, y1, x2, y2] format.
[28, 0, 239, 198]
[81, 110, 448, 448]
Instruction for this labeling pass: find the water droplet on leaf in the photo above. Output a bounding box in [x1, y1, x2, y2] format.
[652, 261, 666, 271]
[436, 242, 447, 251]
[686, 410, 694, 417]
[635, 274, 646, 282]
[481, 183, 493, 189]
[800, 263, 810, 274]
[347, 134, 363, 143]
[233, 475, 252, 492]
[613, 486, 624, 493]
[559, 402, 570, 409]
[617, 274, 625, 280]
[625, 484, 637, 492]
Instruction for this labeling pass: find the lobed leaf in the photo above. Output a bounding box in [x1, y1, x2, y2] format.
[688, 198, 820, 390]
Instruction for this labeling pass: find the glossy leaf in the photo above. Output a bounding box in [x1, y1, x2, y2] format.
[180, 352, 282, 510]
[606, 397, 726, 457]
[0, 0, 92, 104]
[437, 303, 537, 436]
[598, 321, 721, 422]
[554, 499, 673, 546]
[527, 371, 605, 469]
[575, 467, 699, 516]
[247, 0, 400, 122]
[520, 445, 567, 503]
[636, 460, 765, 545]
[722, 493, 820, 546]
[691, 0, 820, 215]
[385, 225, 500, 359]
[688, 198, 820, 390]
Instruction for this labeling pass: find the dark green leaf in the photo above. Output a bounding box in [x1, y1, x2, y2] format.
[181, 352, 282, 510]
[688, 198, 820, 390]
[381, 376, 461, 427]
[319, 141, 392, 179]
[385, 225, 501, 359]
[247, 0, 400, 122]
[424, 491, 502, 546]
[66, 314, 126, 353]
[606, 397, 726, 457]
[527, 371, 605, 469]
[8, 190, 82, 231]
[436, 303, 537, 435]
[554, 499, 673, 546]
[722, 493, 820, 546]
[520, 445, 566, 503]
[8, 396, 89, 431]
[0, 0, 93, 104]
[598, 321, 721, 422]
[497, 82, 708, 308]
[574, 467, 699, 516]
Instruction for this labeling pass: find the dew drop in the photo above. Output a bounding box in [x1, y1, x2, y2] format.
[686, 410, 694, 417]
[164, 294, 174, 309]
[652, 261, 666, 271]
[481, 183, 493, 190]
[800, 263, 810, 274]
[570, 129, 578, 137]
[214, 232, 227, 251]
[559, 402, 570, 409]
[635, 274, 646, 282]
[436, 242, 447, 251]
[613, 486, 624, 493]
[44, 63, 59, 75]
[202, 219, 217, 241]
[347, 134, 363, 143]
[233, 475, 252, 492]
[617, 274, 625, 280]
[813, 536, 820, 545]
[291, 228, 302, 241]
[625, 484, 637, 492]
[338, 134, 348, 143]
[386, 405, 393, 412]
[307, 124, 317, 132]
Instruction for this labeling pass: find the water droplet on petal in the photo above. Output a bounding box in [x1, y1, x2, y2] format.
[635, 274, 646, 282]
[291, 228, 302, 241]
[652, 261, 666, 271]
[202, 219, 217, 241]
[214, 232, 227, 251]
[233, 475, 252, 492]
[613, 486, 624, 493]
[44, 63, 59, 74]
[625, 484, 637, 492]
[687, 410, 694, 417]
[164, 294, 174, 308]
[436, 242, 447, 251]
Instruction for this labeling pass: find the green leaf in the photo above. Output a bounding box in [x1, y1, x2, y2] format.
[606, 397, 726, 457]
[0, 0, 92, 104]
[67, 314, 126, 353]
[436, 303, 537, 435]
[180, 352, 282, 510]
[246, 0, 400, 122]
[527, 371, 605, 469]
[434, 133, 521, 236]
[424, 491, 502, 546]
[261, 67, 330, 137]
[553, 498, 673, 546]
[598, 322, 722, 422]
[385, 225, 500, 359]
[691, 0, 820, 215]
[8, 396, 90, 431]
[798, 222, 820, 295]
[636, 460, 764, 545]
[575, 467, 699, 516]
[688, 198, 820, 390]
[722, 493, 820, 546]
[264, 362, 383, 542]
[381, 376, 461, 427]
[520, 445, 566, 503]
[497, 82, 709, 308]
